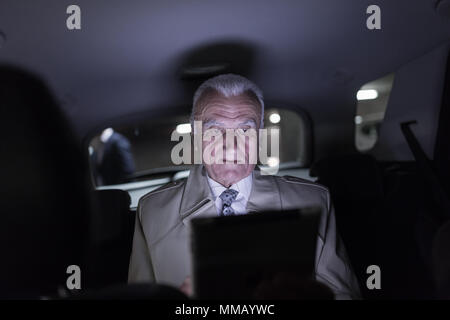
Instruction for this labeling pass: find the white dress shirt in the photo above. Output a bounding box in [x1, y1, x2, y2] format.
[206, 173, 253, 215]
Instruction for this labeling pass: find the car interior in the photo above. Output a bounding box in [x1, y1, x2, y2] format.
[1, 0, 450, 300]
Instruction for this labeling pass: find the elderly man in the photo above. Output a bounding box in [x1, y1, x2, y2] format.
[128, 74, 361, 299]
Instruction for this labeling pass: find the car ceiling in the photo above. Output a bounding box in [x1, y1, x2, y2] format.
[1, 0, 450, 149]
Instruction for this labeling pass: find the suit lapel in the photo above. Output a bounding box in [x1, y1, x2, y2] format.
[179, 166, 283, 223]
[180, 165, 217, 225]
[246, 170, 282, 213]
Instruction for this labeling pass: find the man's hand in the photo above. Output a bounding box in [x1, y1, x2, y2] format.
[179, 276, 192, 297]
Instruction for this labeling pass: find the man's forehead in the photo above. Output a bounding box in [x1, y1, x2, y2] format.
[198, 91, 260, 112]
[209, 91, 257, 104]
[203, 118, 257, 126]
[203, 105, 258, 116]
[202, 109, 259, 125]
[201, 99, 260, 118]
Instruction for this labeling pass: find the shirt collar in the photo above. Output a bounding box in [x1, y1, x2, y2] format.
[206, 172, 253, 202]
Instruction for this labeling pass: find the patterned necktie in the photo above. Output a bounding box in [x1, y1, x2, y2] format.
[219, 189, 239, 216]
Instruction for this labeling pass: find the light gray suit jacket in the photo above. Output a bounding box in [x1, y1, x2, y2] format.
[128, 165, 361, 299]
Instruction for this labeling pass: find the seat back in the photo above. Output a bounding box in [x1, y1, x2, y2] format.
[433, 220, 450, 299]
[310, 154, 383, 299]
[311, 154, 436, 299]
[0, 65, 91, 298]
[85, 189, 135, 289]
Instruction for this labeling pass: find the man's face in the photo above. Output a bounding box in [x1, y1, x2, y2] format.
[199, 92, 261, 187]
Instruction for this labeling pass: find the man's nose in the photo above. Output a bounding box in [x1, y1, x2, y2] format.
[223, 132, 237, 162]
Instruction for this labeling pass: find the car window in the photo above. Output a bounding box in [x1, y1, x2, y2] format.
[355, 73, 395, 152]
[88, 107, 310, 188]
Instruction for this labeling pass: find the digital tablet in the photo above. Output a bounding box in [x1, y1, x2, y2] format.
[189, 207, 321, 299]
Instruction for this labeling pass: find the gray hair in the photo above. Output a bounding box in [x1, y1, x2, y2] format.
[191, 74, 264, 128]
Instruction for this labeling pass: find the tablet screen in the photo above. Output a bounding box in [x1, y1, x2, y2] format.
[189, 207, 321, 299]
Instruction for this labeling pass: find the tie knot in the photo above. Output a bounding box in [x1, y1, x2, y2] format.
[219, 188, 238, 216]
[219, 188, 239, 207]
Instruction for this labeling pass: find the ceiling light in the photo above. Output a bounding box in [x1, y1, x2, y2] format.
[269, 113, 281, 124]
[176, 123, 191, 134]
[357, 89, 378, 100]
